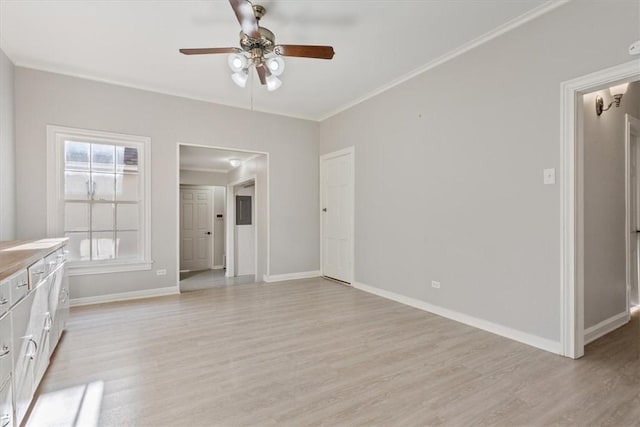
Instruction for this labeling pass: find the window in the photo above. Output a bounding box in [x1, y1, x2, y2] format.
[47, 126, 151, 275]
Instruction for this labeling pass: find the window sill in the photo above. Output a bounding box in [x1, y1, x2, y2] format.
[67, 260, 153, 276]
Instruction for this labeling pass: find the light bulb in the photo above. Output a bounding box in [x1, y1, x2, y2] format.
[266, 57, 285, 76]
[231, 71, 248, 88]
[229, 159, 241, 167]
[228, 53, 247, 73]
[609, 82, 629, 96]
[266, 75, 282, 92]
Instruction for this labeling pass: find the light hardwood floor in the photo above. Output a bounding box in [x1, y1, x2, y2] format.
[30, 278, 639, 426]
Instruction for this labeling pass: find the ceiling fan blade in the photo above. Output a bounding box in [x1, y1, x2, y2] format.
[180, 47, 240, 55]
[255, 64, 268, 85]
[274, 45, 335, 60]
[229, 0, 261, 39]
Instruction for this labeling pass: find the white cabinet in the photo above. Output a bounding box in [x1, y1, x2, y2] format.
[11, 290, 36, 425]
[0, 239, 68, 427]
[0, 376, 13, 427]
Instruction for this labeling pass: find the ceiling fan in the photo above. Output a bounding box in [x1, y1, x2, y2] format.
[180, 0, 335, 91]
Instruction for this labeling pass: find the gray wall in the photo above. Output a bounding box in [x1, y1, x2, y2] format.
[583, 82, 640, 327]
[180, 169, 228, 187]
[0, 49, 16, 241]
[15, 68, 319, 299]
[319, 1, 640, 343]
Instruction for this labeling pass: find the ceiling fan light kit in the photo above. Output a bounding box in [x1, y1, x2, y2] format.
[180, 0, 334, 92]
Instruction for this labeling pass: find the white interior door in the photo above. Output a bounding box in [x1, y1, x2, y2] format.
[321, 149, 354, 283]
[180, 187, 212, 271]
[627, 114, 640, 307]
[235, 184, 255, 276]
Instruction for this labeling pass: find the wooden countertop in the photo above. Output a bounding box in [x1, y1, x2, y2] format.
[0, 238, 69, 282]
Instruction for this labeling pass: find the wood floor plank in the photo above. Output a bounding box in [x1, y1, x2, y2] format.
[30, 279, 640, 426]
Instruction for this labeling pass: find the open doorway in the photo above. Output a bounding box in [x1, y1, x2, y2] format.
[177, 144, 268, 292]
[561, 59, 640, 358]
[580, 80, 640, 348]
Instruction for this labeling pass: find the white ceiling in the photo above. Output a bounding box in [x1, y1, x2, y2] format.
[180, 145, 260, 172]
[0, 0, 548, 121]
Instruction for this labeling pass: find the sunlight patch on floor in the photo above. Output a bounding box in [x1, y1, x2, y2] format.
[27, 381, 104, 427]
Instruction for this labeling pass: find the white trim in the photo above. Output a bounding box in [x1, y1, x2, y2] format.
[584, 311, 630, 345]
[560, 60, 640, 359]
[262, 270, 321, 283]
[625, 114, 640, 315]
[11, 2, 566, 124]
[70, 286, 179, 307]
[176, 142, 270, 289]
[353, 281, 561, 354]
[14, 64, 318, 122]
[212, 265, 224, 270]
[320, 147, 355, 284]
[68, 261, 152, 276]
[318, 0, 570, 121]
[227, 175, 258, 280]
[180, 167, 229, 174]
[46, 125, 152, 272]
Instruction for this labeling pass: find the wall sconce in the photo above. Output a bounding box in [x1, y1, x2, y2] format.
[596, 82, 629, 116]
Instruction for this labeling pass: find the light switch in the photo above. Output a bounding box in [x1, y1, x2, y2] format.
[543, 168, 556, 185]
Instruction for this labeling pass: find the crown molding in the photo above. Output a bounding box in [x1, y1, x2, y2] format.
[180, 167, 229, 174]
[11, 62, 319, 122]
[317, 0, 570, 122]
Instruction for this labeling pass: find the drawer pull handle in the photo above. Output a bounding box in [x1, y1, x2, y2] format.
[0, 345, 9, 358]
[16, 282, 28, 288]
[27, 337, 38, 360]
[44, 312, 52, 332]
[0, 297, 7, 305]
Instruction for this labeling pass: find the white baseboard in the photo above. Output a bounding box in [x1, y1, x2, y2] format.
[262, 270, 321, 283]
[70, 286, 180, 307]
[584, 311, 630, 345]
[352, 281, 561, 354]
[212, 265, 224, 270]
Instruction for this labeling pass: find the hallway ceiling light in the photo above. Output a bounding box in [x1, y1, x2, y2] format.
[596, 82, 630, 116]
[229, 159, 241, 167]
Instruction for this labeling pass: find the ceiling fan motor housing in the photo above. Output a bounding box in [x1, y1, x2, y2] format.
[239, 27, 275, 54]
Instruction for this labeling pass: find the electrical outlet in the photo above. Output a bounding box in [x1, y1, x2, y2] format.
[431, 280, 441, 289]
[156, 269, 167, 276]
[543, 168, 556, 185]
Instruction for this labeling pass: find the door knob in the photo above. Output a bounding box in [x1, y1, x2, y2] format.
[206, 231, 212, 235]
[322, 208, 327, 212]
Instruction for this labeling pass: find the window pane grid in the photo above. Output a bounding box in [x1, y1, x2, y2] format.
[64, 140, 141, 263]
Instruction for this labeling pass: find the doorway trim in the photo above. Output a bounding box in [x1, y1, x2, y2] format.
[176, 142, 270, 289]
[560, 59, 640, 359]
[626, 114, 640, 315]
[319, 146, 355, 284]
[226, 175, 258, 281]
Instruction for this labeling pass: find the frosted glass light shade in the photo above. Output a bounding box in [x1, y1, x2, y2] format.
[266, 75, 282, 91]
[231, 71, 248, 88]
[228, 53, 247, 73]
[609, 82, 629, 95]
[266, 57, 285, 76]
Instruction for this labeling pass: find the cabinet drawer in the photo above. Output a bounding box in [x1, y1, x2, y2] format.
[0, 377, 13, 427]
[28, 259, 45, 289]
[10, 271, 28, 307]
[0, 316, 11, 385]
[0, 280, 9, 319]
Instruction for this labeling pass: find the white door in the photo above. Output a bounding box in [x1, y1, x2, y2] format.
[627, 114, 640, 307]
[321, 149, 354, 283]
[180, 188, 212, 271]
[235, 184, 255, 276]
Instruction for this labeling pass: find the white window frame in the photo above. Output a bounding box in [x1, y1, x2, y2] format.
[46, 125, 152, 276]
